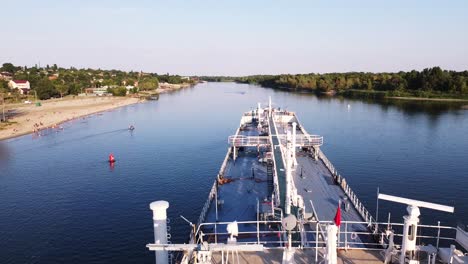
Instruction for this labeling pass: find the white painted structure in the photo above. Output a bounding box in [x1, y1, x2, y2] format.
[8, 80, 30, 94]
[326, 224, 338, 264]
[285, 129, 293, 215]
[378, 193, 455, 264]
[292, 122, 297, 166]
[145, 101, 466, 264]
[150, 201, 170, 264]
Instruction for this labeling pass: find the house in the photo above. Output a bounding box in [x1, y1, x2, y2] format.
[48, 73, 59, 80]
[0, 72, 13, 81]
[19, 88, 30, 95]
[9, 80, 31, 94]
[84, 87, 111, 96]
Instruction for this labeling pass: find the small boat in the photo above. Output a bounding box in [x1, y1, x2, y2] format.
[129, 125, 135, 131]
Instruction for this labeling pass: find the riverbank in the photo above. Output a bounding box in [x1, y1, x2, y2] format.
[0, 96, 140, 141]
[157, 82, 193, 94]
[386, 96, 468, 102]
[337, 89, 468, 101]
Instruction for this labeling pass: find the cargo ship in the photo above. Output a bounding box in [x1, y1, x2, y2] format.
[147, 99, 467, 264]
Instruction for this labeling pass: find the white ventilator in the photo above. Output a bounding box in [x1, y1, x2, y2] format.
[150, 201, 170, 264]
[378, 193, 454, 264]
[227, 221, 239, 242]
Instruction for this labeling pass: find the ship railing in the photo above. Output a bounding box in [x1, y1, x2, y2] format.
[307, 220, 458, 250]
[277, 134, 323, 147]
[193, 219, 458, 251]
[290, 113, 378, 232]
[192, 125, 242, 243]
[316, 148, 378, 232]
[227, 135, 270, 147]
[190, 181, 218, 243]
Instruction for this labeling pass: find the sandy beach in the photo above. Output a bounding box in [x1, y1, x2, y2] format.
[157, 82, 193, 94]
[0, 96, 140, 141]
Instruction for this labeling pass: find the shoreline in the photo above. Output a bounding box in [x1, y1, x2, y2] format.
[385, 96, 468, 102]
[0, 83, 195, 142]
[0, 96, 141, 142]
[246, 83, 468, 103]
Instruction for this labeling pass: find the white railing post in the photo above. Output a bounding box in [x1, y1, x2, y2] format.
[257, 199, 260, 244]
[345, 221, 348, 250]
[315, 222, 319, 262]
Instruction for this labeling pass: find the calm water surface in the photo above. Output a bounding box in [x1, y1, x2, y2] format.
[0, 82, 467, 263]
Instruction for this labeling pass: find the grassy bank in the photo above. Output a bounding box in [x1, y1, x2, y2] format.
[338, 89, 468, 101]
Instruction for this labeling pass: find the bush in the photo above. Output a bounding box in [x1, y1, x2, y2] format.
[107, 86, 127, 96]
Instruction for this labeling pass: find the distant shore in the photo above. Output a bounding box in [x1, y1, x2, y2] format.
[0, 83, 195, 141]
[156, 82, 193, 94]
[385, 96, 468, 102]
[0, 96, 140, 141]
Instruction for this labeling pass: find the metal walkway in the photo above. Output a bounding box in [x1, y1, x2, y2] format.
[268, 115, 287, 212]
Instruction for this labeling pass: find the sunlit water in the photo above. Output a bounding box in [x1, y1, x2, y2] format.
[0, 82, 467, 263]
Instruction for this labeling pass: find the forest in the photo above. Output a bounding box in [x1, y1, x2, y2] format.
[204, 67, 468, 99]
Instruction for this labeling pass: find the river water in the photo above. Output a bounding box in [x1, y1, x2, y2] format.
[0, 82, 467, 263]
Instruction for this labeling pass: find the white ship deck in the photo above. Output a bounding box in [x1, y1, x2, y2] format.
[200, 110, 373, 248]
[147, 106, 466, 264]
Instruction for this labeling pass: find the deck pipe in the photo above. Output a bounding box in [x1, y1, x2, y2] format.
[269, 96, 272, 117]
[292, 122, 297, 166]
[285, 130, 292, 215]
[150, 201, 170, 264]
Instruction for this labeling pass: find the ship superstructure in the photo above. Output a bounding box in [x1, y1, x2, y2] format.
[147, 99, 468, 264]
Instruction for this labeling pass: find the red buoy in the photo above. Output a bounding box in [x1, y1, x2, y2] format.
[109, 153, 115, 163]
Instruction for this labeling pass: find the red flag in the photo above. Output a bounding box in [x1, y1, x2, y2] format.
[334, 202, 341, 226]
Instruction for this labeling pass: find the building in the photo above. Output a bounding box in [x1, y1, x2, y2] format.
[0, 72, 13, 81]
[48, 73, 59, 81]
[84, 87, 111, 96]
[125, 85, 137, 94]
[8, 80, 31, 94]
[19, 88, 30, 95]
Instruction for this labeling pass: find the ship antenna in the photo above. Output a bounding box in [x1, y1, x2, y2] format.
[180, 215, 194, 227]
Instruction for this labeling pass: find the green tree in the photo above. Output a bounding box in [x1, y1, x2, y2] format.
[55, 84, 68, 98]
[35, 78, 59, 100]
[1, 63, 17, 73]
[68, 83, 82, 95]
[139, 77, 159, 90]
[0, 80, 8, 92]
[366, 79, 373, 90]
[107, 86, 127, 96]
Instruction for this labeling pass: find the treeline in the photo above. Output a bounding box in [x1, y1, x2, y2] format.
[218, 67, 468, 99]
[200, 76, 237, 82]
[0, 63, 193, 100]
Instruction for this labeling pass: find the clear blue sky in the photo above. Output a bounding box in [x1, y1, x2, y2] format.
[0, 0, 467, 76]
